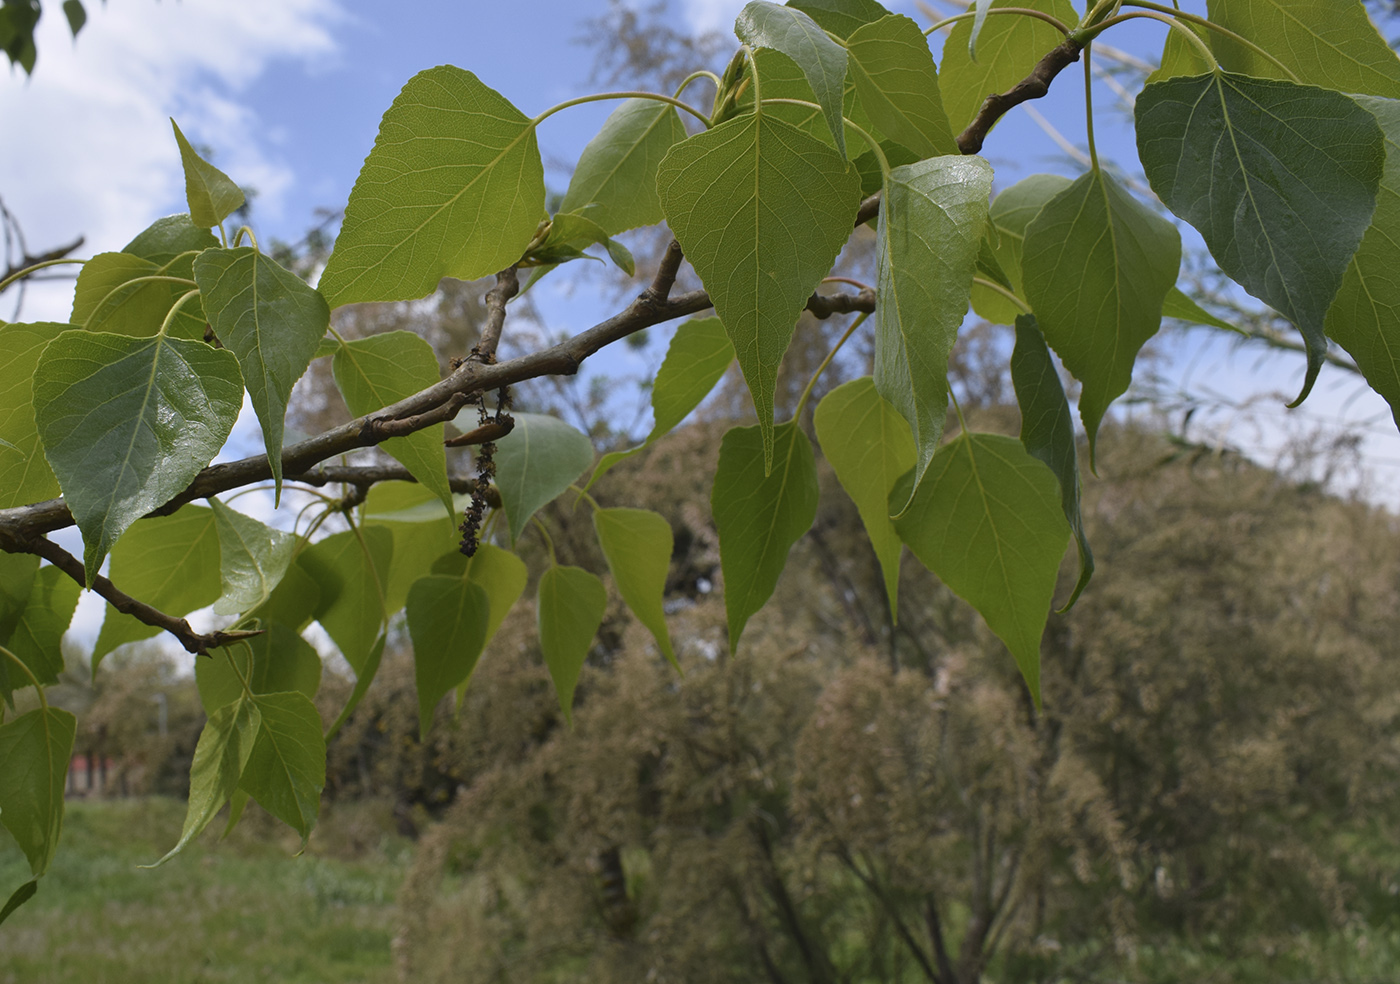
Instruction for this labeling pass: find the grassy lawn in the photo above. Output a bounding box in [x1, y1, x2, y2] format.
[0, 798, 409, 984]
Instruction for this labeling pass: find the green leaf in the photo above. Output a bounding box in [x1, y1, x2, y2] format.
[5, 566, 80, 687]
[711, 421, 819, 649]
[0, 553, 37, 630]
[194, 248, 330, 499]
[559, 98, 686, 235]
[1206, 0, 1400, 99]
[0, 322, 64, 508]
[969, 0, 992, 59]
[149, 697, 260, 867]
[33, 331, 242, 584]
[1162, 288, 1241, 334]
[1327, 95, 1400, 430]
[324, 636, 386, 742]
[70, 252, 203, 340]
[406, 574, 490, 737]
[874, 155, 993, 504]
[1011, 315, 1091, 608]
[196, 623, 323, 716]
[123, 213, 220, 265]
[813, 377, 914, 621]
[536, 564, 606, 724]
[593, 507, 677, 669]
[587, 317, 734, 489]
[970, 173, 1071, 325]
[0, 708, 75, 878]
[938, 0, 1078, 137]
[1144, 20, 1211, 86]
[491, 412, 595, 544]
[846, 14, 959, 159]
[333, 331, 453, 518]
[1136, 72, 1385, 405]
[786, 0, 888, 39]
[893, 433, 1069, 703]
[363, 481, 459, 616]
[243, 559, 321, 635]
[91, 505, 221, 666]
[299, 526, 393, 676]
[61, 0, 85, 37]
[209, 499, 296, 617]
[318, 66, 545, 308]
[658, 114, 860, 467]
[239, 692, 325, 847]
[171, 119, 245, 230]
[1021, 169, 1180, 462]
[737, 1, 850, 158]
[0, 881, 37, 927]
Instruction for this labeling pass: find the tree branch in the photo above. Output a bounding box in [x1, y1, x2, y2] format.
[956, 38, 1084, 155]
[474, 265, 520, 363]
[0, 235, 85, 284]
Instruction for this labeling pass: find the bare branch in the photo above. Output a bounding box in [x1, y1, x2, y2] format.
[474, 266, 520, 363]
[956, 38, 1084, 155]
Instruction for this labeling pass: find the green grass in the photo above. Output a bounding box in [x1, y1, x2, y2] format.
[0, 798, 410, 984]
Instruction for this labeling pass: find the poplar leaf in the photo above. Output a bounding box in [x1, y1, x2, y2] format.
[70, 252, 203, 340]
[874, 155, 992, 505]
[711, 422, 819, 649]
[0, 321, 64, 508]
[194, 248, 330, 498]
[149, 697, 260, 867]
[407, 575, 490, 736]
[786, 0, 889, 39]
[814, 378, 914, 620]
[0, 881, 37, 927]
[334, 331, 453, 518]
[0, 707, 75, 879]
[318, 66, 545, 308]
[92, 505, 220, 667]
[210, 499, 296, 616]
[491, 412, 595, 544]
[736, 1, 850, 157]
[969, 0, 993, 59]
[1011, 315, 1091, 608]
[1021, 169, 1180, 462]
[594, 507, 677, 669]
[1326, 94, 1400, 430]
[171, 119, 245, 230]
[239, 692, 326, 847]
[299, 527, 393, 676]
[970, 173, 1071, 325]
[560, 98, 686, 234]
[893, 433, 1069, 704]
[32, 331, 242, 584]
[450, 544, 528, 710]
[658, 115, 859, 467]
[61, 0, 85, 37]
[5, 566, 80, 687]
[587, 317, 734, 489]
[363, 481, 459, 615]
[846, 14, 959, 159]
[123, 213, 219, 265]
[196, 623, 322, 715]
[1136, 72, 1384, 406]
[536, 565, 607, 724]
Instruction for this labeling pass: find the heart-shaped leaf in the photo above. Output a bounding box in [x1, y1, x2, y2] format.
[4, 566, 80, 688]
[491, 412, 595, 544]
[560, 97, 686, 235]
[407, 574, 490, 736]
[299, 526, 393, 676]
[196, 623, 323, 715]
[846, 14, 958, 159]
[239, 692, 326, 848]
[0, 321, 65, 508]
[171, 119, 245, 230]
[0, 706, 75, 878]
[536, 564, 607, 724]
[594, 507, 677, 669]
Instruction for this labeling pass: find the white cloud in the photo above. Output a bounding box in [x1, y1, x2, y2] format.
[0, 0, 343, 321]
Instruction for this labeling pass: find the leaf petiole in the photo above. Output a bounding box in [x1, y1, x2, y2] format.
[924, 8, 1072, 38]
[159, 289, 203, 338]
[0, 645, 48, 711]
[533, 89, 712, 129]
[0, 257, 87, 296]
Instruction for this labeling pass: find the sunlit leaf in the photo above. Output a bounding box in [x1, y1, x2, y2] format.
[70, 252, 202, 340]
[334, 331, 453, 518]
[737, 1, 850, 157]
[537, 564, 606, 724]
[594, 507, 677, 669]
[33, 331, 242, 584]
[658, 114, 859, 467]
[407, 574, 489, 736]
[893, 432, 1069, 704]
[846, 14, 958, 159]
[171, 119, 245, 230]
[490, 412, 595, 544]
[210, 499, 296, 616]
[560, 97, 686, 235]
[970, 173, 1070, 325]
[786, 0, 888, 38]
[318, 66, 545, 308]
[363, 481, 459, 615]
[711, 421, 819, 649]
[813, 377, 914, 621]
[875, 155, 992, 505]
[0, 321, 64, 508]
[239, 692, 325, 847]
[1136, 71, 1384, 405]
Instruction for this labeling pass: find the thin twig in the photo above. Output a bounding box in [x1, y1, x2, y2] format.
[956, 37, 1085, 154]
[474, 266, 520, 363]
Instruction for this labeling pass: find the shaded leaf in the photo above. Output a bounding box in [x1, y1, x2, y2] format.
[5, 566, 80, 687]
[61, 0, 85, 36]
[658, 114, 859, 467]
[318, 66, 545, 308]
[149, 697, 260, 867]
[407, 574, 489, 736]
[240, 692, 325, 847]
[587, 317, 734, 488]
[875, 155, 993, 504]
[737, 1, 850, 157]
[536, 564, 606, 724]
[893, 432, 1069, 703]
[1163, 288, 1241, 333]
[846, 14, 958, 159]
[559, 98, 686, 235]
[33, 331, 242, 584]
[209, 499, 296, 616]
[970, 173, 1071, 325]
[1011, 315, 1091, 608]
[813, 377, 914, 621]
[1145, 20, 1211, 86]
[243, 559, 321, 635]
[446, 543, 528, 711]
[70, 252, 203, 340]
[0, 707, 75, 878]
[0, 880, 37, 927]
[123, 213, 219, 265]
[334, 331, 453, 518]
[196, 623, 323, 716]
[1021, 168, 1180, 461]
[171, 119, 244, 230]
[194, 248, 330, 498]
[491, 412, 595, 544]
[363, 480, 459, 615]
[594, 507, 677, 669]
[299, 526, 392, 676]
[711, 421, 819, 649]
[1136, 72, 1384, 405]
[0, 321, 64, 508]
